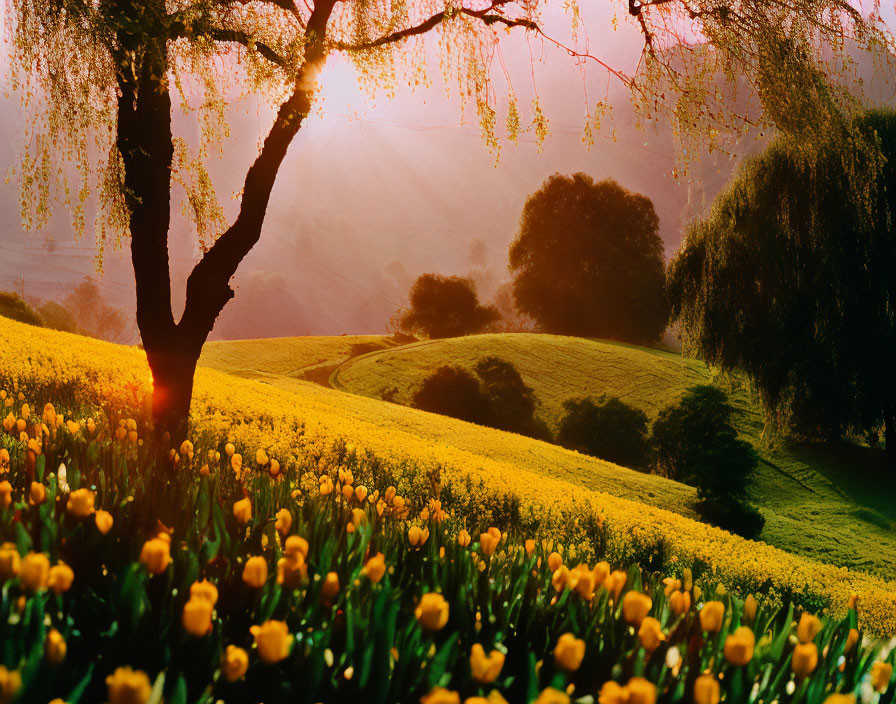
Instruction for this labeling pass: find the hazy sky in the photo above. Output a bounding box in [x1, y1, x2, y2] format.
[1, 3, 892, 338]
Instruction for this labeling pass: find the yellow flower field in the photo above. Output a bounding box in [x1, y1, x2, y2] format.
[1, 318, 895, 635]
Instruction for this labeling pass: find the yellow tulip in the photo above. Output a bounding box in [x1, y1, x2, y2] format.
[699, 601, 725, 633]
[554, 632, 585, 671]
[409, 525, 430, 547]
[845, 628, 859, 653]
[29, 481, 46, 506]
[320, 571, 340, 603]
[669, 589, 691, 616]
[693, 674, 720, 704]
[415, 593, 449, 632]
[242, 556, 268, 589]
[0, 543, 20, 581]
[233, 497, 252, 525]
[480, 528, 501, 557]
[275, 508, 292, 537]
[67, 488, 95, 518]
[534, 687, 570, 704]
[724, 626, 755, 666]
[221, 645, 249, 681]
[190, 579, 219, 606]
[870, 662, 893, 693]
[547, 551, 563, 572]
[284, 535, 309, 560]
[44, 628, 66, 664]
[277, 553, 307, 590]
[797, 612, 822, 643]
[139, 537, 171, 576]
[457, 529, 471, 547]
[622, 591, 652, 626]
[469, 643, 505, 684]
[20, 552, 50, 591]
[638, 617, 665, 652]
[250, 620, 292, 664]
[743, 594, 758, 624]
[95, 510, 114, 535]
[48, 563, 74, 594]
[792, 642, 818, 678]
[182, 597, 213, 637]
[627, 678, 657, 704]
[420, 688, 461, 704]
[604, 570, 627, 600]
[0, 481, 13, 510]
[106, 666, 151, 704]
[362, 553, 386, 584]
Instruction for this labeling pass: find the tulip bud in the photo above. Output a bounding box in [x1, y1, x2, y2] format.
[44, 628, 66, 664]
[415, 593, 449, 631]
[699, 601, 725, 633]
[242, 556, 268, 589]
[250, 620, 292, 664]
[791, 642, 819, 678]
[622, 591, 652, 626]
[724, 626, 755, 666]
[222, 645, 249, 681]
[106, 667, 151, 704]
[693, 674, 720, 704]
[95, 510, 114, 535]
[554, 632, 585, 672]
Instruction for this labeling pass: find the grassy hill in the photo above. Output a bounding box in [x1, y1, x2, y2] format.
[202, 332, 896, 578]
[3, 318, 896, 633]
[199, 334, 400, 387]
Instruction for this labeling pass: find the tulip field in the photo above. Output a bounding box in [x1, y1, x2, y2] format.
[0, 404, 894, 704]
[0, 319, 894, 703]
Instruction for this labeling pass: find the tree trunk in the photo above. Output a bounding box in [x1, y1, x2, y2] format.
[116, 2, 336, 444]
[146, 342, 200, 445]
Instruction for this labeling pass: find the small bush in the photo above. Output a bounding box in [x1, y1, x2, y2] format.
[0, 291, 43, 327]
[412, 358, 551, 440]
[557, 396, 650, 469]
[410, 365, 489, 424]
[474, 356, 552, 440]
[697, 496, 766, 540]
[652, 385, 762, 537]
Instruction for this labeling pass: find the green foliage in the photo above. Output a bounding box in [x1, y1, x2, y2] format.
[412, 357, 550, 441]
[652, 386, 763, 538]
[668, 110, 896, 446]
[509, 174, 669, 345]
[558, 396, 651, 469]
[0, 292, 43, 327]
[35, 301, 79, 334]
[399, 274, 500, 340]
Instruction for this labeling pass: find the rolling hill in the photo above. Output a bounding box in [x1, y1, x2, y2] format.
[202, 332, 896, 579]
[3, 318, 896, 633]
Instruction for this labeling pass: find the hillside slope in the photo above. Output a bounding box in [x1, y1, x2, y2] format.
[3, 318, 896, 633]
[199, 334, 397, 386]
[313, 333, 896, 578]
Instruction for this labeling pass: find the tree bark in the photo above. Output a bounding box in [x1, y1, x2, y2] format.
[118, 1, 337, 444]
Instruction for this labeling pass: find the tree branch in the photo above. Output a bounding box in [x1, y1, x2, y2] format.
[169, 22, 290, 68]
[332, 4, 537, 52]
[178, 0, 339, 347]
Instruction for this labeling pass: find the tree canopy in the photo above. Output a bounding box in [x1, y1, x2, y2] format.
[399, 274, 499, 339]
[509, 174, 669, 345]
[667, 109, 896, 451]
[8, 0, 896, 436]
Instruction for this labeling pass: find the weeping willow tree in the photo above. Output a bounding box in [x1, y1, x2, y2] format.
[668, 109, 896, 455]
[6, 0, 894, 440]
